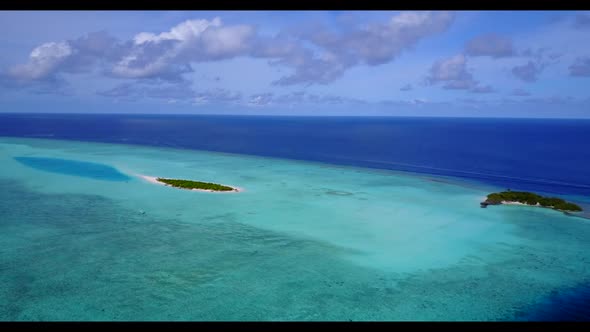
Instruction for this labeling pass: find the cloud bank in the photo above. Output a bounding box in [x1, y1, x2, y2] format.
[3, 12, 455, 88]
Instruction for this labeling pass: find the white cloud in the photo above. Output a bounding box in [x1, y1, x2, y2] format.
[112, 17, 255, 80]
[426, 54, 499, 93]
[8, 41, 72, 80]
[465, 34, 514, 58]
[272, 11, 456, 85]
[133, 18, 222, 45]
[248, 93, 274, 106]
[3, 12, 456, 88]
[427, 54, 477, 89]
[511, 61, 542, 82]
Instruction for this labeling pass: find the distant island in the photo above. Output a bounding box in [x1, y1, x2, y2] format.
[156, 178, 238, 192]
[480, 190, 582, 213]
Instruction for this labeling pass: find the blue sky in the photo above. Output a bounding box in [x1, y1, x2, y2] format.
[1, 10, 590, 118]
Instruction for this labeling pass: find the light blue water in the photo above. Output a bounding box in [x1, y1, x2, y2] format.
[1, 137, 590, 321]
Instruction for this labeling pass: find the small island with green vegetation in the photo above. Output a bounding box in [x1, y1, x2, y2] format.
[480, 190, 582, 213]
[156, 178, 238, 192]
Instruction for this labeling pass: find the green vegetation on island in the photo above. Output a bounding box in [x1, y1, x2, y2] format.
[156, 178, 236, 192]
[481, 190, 582, 212]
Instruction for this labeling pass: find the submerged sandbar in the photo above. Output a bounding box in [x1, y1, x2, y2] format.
[14, 156, 131, 182]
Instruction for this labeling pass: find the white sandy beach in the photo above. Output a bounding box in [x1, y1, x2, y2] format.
[501, 201, 541, 206]
[137, 174, 242, 193]
[480, 196, 540, 207]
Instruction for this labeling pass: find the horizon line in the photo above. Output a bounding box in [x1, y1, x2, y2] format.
[1, 112, 590, 121]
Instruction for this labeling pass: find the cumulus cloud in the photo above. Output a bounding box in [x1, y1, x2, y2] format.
[426, 54, 478, 90]
[2, 12, 456, 90]
[519, 47, 562, 66]
[110, 40, 194, 81]
[7, 31, 126, 83]
[511, 61, 543, 82]
[426, 54, 499, 94]
[464, 33, 514, 58]
[569, 56, 590, 76]
[271, 50, 353, 86]
[248, 93, 274, 106]
[4, 17, 256, 85]
[133, 18, 222, 44]
[311, 11, 454, 66]
[8, 41, 73, 81]
[511, 47, 561, 83]
[111, 18, 255, 81]
[66, 31, 121, 74]
[134, 18, 254, 61]
[273, 11, 455, 85]
[0, 67, 71, 97]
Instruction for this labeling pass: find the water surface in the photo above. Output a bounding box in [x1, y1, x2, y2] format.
[1, 137, 589, 320]
[14, 157, 130, 181]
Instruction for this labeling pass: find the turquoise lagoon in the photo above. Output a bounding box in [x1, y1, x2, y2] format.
[14, 157, 131, 181]
[1, 137, 590, 320]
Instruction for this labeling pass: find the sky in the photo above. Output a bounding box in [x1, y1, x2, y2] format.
[1, 10, 590, 118]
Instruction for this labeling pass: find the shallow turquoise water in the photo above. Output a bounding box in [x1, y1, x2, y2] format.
[1, 137, 589, 321]
[14, 157, 131, 181]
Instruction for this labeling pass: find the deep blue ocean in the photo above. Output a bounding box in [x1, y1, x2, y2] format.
[1, 113, 589, 197]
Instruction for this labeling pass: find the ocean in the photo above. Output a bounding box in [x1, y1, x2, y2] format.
[2, 113, 589, 197]
[1, 113, 589, 320]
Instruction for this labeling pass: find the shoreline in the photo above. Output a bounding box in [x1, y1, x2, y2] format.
[4, 137, 589, 200]
[481, 198, 586, 217]
[137, 174, 243, 193]
[480, 190, 584, 214]
[501, 201, 540, 206]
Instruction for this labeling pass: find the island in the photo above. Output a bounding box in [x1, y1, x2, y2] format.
[480, 190, 582, 213]
[155, 177, 238, 192]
